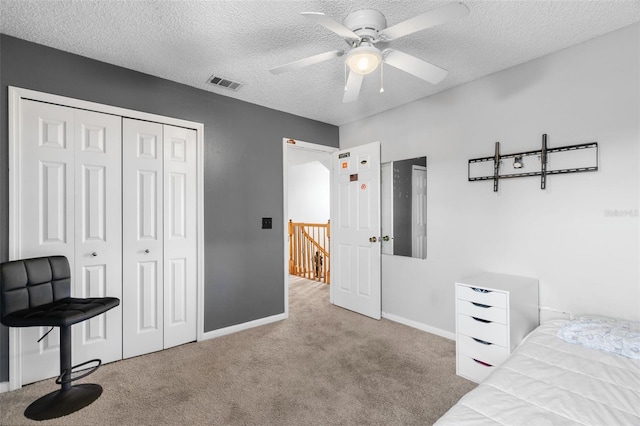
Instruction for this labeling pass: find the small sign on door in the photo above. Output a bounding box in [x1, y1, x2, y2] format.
[350, 174, 358, 182]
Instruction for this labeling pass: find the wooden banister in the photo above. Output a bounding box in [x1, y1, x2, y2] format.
[289, 220, 330, 284]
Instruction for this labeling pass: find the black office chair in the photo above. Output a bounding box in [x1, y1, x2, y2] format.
[0, 255, 120, 420]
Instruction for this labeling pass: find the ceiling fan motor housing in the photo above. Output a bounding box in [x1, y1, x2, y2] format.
[344, 9, 387, 42]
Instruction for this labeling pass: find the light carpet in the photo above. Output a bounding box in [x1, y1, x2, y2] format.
[0, 276, 475, 425]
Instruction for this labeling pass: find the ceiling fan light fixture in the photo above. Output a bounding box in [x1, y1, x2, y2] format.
[346, 45, 382, 75]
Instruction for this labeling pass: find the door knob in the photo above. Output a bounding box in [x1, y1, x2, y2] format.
[369, 236, 377, 243]
[144, 249, 150, 254]
[382, 236, 390, 242]
[91, 252, 98, 257]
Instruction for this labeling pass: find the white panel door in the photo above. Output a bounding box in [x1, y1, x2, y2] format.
[18, 101, 123, 384]
[19, 100, 75, 384]
[122, 118, 164, 358]
[411, 165, 427, 259]
[331, 142, 381, 319]
[73, 109, 123, 364]
[163, 125, 197, 348]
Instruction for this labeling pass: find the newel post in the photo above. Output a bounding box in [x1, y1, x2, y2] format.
[288, 220, 294, 274]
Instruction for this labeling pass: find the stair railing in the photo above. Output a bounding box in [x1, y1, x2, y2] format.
[288, 220, 330, 284]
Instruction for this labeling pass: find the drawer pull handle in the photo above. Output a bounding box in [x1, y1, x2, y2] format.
[472, 358, 493, 367]
[472, 338, 492, 345]
[472, 316, 491, 323]
[471, 287, 491, 293]
[471, 302, 491, 308]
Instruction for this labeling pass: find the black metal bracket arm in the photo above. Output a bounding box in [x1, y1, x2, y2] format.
[468, 134, 598, 192]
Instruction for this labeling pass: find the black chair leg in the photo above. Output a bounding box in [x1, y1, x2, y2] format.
[24, 326, 103, 421]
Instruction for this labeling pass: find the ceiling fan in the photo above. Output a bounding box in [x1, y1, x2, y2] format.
[269, 2, 470, 103]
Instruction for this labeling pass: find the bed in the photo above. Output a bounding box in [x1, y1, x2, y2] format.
[435, 317, 640, 425]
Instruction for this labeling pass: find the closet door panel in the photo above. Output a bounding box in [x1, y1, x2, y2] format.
[17, 102, 123, 384]
[123, 118, 164, 359]
[73, 109, 123, 365]
[18, 100, 75, 384]
[163, 125, 197, 348]
[19, 100, 75, 260]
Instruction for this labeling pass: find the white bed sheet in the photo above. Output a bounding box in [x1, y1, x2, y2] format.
[435, 320, 640, 425]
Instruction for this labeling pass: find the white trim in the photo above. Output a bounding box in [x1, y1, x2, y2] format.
[8, 88, 21, 261]
[8, 328, 21, 391]
[0, 381, 9, 393]
[283, 140, 289, 318]
[382, 312, 455, 341]
[200, 313, 287, 341]
[9, 87, 203, 130]
[7, 88, 22, 391]
[282, 138, 337, 316]
[196, 115, 205, 343]
[8, 86, 205, 388]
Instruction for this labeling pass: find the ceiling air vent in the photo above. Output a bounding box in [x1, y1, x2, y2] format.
[207, 75, 243, 91]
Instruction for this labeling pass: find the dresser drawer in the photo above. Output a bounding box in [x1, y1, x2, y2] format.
[457, 299, 507, 324]
[456, 285, 507, 309]
[457, 334, 508, 367]
[457, 354, 497, 383]
[457, 314, 508, 347]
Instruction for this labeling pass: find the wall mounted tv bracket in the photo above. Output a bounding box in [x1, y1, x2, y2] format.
[468, 134, 598, 192]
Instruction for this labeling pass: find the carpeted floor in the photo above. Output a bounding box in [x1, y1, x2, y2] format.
[0, 276, 476, 425]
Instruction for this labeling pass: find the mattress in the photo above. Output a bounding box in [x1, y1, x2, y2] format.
[435, 319, 640, 425]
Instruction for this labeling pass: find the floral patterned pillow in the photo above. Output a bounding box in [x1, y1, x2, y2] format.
[557, 315, 640, 360]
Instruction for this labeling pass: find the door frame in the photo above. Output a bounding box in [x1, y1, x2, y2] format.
[282, 138, 337, 315]
[411, 165, 427, 258]
[7, 86, 205, 390]
[381, 161, 394, 256]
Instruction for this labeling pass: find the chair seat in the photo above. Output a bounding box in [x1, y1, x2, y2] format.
[1, 297, 120, 328]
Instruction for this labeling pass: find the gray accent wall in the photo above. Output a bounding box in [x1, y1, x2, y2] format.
[0, 34, 339, 382]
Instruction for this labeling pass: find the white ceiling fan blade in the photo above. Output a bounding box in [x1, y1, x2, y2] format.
[343, 71, 363, 103]
[269, 50, 344, 74]
[301, 12, 361, 42]
[383, 49, 448, 84]
[379, 2, 470, 41]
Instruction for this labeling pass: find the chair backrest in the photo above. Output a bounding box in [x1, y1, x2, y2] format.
[0, 256, 71, 324]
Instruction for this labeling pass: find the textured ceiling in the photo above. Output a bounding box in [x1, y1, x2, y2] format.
[1, 1, 639, 126]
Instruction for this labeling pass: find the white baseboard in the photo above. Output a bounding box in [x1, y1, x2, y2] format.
[382, 312, 455, 341]
[0, 381, 9, 393]
[200, 312, 288, 341]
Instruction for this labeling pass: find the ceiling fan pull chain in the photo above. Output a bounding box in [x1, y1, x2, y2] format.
[380, 61, 385, 93]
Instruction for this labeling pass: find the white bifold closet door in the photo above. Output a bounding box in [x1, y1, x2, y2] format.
[18, 100, 123, 384]
[16, 100, 197, 384]
[122, 118, 197, 359]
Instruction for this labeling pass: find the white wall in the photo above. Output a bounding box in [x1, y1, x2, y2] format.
[340, 24, 640, 334]
[288, 160, 330, 223]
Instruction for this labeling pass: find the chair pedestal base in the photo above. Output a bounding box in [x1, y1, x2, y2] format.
[24, 384, 103, 421]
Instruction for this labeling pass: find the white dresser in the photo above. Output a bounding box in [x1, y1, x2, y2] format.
[455, 272, 539, 383]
